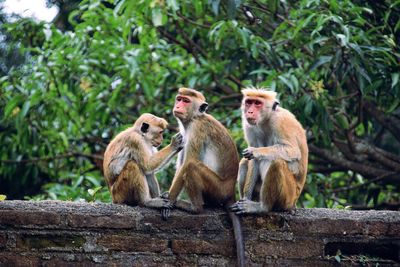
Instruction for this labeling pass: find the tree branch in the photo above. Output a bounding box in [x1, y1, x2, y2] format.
[309, 144, 398, 182]
[363, 100, 400, 142]
[330, 172, 397, 193]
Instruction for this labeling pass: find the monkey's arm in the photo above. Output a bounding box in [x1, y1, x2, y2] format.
[244, 124, 301, 162]
[248, 141, 301, 161]
[142, 133, 183, 174]
[243, 117, 303, 162]
[143, 144, 179, 174]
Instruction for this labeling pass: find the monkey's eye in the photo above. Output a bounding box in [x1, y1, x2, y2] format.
[176, 96, 191, 103]
[254, 100, 262, 106]
[245, 100, 253, 106]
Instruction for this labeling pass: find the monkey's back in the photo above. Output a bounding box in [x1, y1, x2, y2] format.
[103, 128, 147, 186]
[273, 108, 308, 186]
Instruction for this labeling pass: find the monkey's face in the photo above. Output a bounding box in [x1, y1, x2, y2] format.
[148, 127, 164, 148]
[243, 97, 265, 125]
[141, 124, 164, 148]
[173, 95, 194, 121]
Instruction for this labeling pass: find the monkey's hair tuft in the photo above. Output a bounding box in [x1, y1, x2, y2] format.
[134, 113, 168, 130]
[178, 87, 206, 102]
[241, 87, 277, 100]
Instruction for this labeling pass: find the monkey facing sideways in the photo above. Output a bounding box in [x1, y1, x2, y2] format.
[103, 113, 183, 207]
[230, 88, 308, 214]
[162, 88, 245, 267]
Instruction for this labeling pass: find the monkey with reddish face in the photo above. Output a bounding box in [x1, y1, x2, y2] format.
[230, 88, 308, 214]
[162, 88, 245, 267]
[103, 113, 183, 208]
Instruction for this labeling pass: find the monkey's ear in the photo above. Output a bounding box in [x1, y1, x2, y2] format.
[199, 102, 209, 113]
[272, 101, 280, 111]
[140, 122, 150, 133]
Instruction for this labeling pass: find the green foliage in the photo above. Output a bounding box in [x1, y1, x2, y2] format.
[1, 0, 399, 209]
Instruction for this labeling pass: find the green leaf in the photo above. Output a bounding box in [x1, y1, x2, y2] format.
[278, 75, 294, 92]
[268, 0, 278, 14]
[391, 73, 399, 88]
[152, 8, 165, 27]
[59, 132, 69, 148]
[4, 95, 22, 118]
[20, 101, 30, 118]
[292, 14, 316, 39]
[335, 114, 349, 129]
[88, 186, 102, 196]
[309, 56, 332, 72]
[167, 0, 179, 11]
[387, 99, 400, 114]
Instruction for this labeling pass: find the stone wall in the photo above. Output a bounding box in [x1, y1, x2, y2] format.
[0, 200, 399, 266]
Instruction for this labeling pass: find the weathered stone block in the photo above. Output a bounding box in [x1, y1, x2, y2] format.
[16, 234, 85, 251]
[0, 210, 61, 227]
[171, 239, 236, 256]
[97, 234, 168, 253]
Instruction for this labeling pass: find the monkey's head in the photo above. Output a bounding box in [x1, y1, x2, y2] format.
[241, 88, 279, 125]
[173, 87, 208, 122]
[134, 113, 168, 147]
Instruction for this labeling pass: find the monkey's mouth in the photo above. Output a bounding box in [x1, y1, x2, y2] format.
[173, 111, 185, 117]
[246, 118, 257, 125]
[153, 142, 162, 148]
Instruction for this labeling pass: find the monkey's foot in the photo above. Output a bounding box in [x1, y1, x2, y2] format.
[161, 208, 171, 221]
[230, 199, 263, 214]
[175, 200, 203, 214]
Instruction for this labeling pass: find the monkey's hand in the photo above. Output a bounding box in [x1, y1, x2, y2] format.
[243, 147, 256, 160]
[160, 191, 169, 199]
[171, 133, 184, 150]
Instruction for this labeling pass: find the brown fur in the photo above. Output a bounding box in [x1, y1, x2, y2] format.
[164, 88, 245, 267]
[168, 112, 239, 210]
[103, 113, 182, 207]
[231, 88, 308, 214]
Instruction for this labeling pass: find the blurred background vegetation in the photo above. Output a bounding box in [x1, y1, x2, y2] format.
[0, 0, 399, 210]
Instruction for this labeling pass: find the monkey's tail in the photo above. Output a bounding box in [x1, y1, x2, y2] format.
[226, 208, 246, 267]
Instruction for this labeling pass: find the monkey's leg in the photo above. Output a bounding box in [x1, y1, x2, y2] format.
[262, 159, 297, 211]
[169, 160, 225, 214]
[243, 159, 260, 200]
[111, 161, 143, 205]
[237, 158, 248, 199]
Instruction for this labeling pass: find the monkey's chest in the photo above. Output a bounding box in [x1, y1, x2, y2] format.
[200, 148, 219, 174]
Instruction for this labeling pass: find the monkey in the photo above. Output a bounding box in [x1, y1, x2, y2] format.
[161, 88, 245, 267]
[103, 113, 183, 208]
[230, 88, 308, 214]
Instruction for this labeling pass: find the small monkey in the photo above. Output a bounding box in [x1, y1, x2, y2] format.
[161, 88, 245, 267]
[230, 88, 308, 214]
[103, 113, 183, 208]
